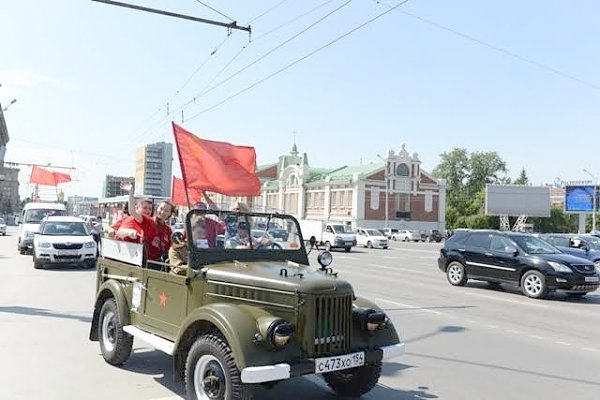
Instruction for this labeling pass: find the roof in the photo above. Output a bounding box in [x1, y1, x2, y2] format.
[44, 216, 85, 223]
[23, 202, 67, 211]
[306, 163, 384, 183]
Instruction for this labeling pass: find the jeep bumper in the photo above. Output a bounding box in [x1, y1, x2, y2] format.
[240, 342, 405, 383]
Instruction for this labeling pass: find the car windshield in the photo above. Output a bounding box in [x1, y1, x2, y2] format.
[42, 221, 89, 236]
[510, 235, 561, 254]
[583, 236, 600, 250]
[365, 229, 381, 236]
[24, 209, 67, 223]
[331, 224, 353, 234]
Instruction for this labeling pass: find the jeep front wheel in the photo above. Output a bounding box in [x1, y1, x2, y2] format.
[98, 298, 133, 366]
[323, 361, 382, 398]
[186, 334, 253, 400]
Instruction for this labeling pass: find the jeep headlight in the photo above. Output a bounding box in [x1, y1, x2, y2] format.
[548, 261, 572, 273]
[84, 242, 96, 248]
[25, 231, 35, 239]
[317, 251, 333, 268]
[268, 321, 295, 348]
[353, 307, 388, 331]
[38, 242, 51, 248]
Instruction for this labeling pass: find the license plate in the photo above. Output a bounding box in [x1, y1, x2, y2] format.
[315, 351, 364, 374]
[585, 276, 599, 283]
[58, 250, 78, 256]
[345, 242, 353, 246]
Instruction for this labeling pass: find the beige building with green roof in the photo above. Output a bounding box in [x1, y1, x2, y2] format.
[211, 144, 446, 232]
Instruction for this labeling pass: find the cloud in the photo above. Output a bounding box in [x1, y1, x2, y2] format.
[0, 70, 58, 99]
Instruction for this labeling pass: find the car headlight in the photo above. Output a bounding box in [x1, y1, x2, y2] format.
[38, 242, 51, 248]
[548, 261, 572, 273]
[84, 242, 96, 248]
[268, 321, 295, 348]
[25, 231, 35, 238]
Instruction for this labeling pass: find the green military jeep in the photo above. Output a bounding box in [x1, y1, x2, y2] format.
[89, 210, 404, 399]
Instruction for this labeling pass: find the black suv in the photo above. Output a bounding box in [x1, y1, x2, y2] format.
[438, 230, 600, 299]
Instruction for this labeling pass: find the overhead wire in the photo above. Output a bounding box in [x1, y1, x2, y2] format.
[248, 0, 291, 24]
[143, 0, 355, 142]
[185, 0, 411, 121]
[149, 0, 353, 135]
[373, 0, 600, 91]
[193, 0, 235, 22]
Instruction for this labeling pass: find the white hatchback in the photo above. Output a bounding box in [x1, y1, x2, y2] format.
[356, 228, 389, 249]
[33, 216, 97, 269]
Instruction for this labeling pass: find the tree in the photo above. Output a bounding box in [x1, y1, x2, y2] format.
[513, 168, 529, 185]
[433, 148, 508, 228]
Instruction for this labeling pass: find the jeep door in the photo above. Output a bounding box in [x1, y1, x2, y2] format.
[462, 233, 492, 278]
[140, 267, 189, 339]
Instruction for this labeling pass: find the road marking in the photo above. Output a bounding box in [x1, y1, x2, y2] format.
[507, 329, 522, 335]
[529, 335, 545, 340]
[487, 324, 499, 329]
[371, 297, 443, 315]
[582, 347, 600, 353]
[366, 263, 429, 275]
[555, 341, 572, 346]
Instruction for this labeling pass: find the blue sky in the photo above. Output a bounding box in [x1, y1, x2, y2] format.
[1, 0, 599, 198]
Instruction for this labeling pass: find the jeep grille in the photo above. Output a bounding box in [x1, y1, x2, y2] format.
[302, 294, 352, 357]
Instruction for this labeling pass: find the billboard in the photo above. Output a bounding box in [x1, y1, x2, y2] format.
[564, 185, 599, 212]
[485, 185, 551, 217]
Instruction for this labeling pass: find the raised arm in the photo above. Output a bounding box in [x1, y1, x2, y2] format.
[122, 182, 142, 223]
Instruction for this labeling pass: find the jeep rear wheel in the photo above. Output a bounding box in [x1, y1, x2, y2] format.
[186, 334, 253, 400]
[521, 270, 548, 299]
[446, 261, 467, 286]
[98, 298, 133, 366]
[323, 361, 382, 398]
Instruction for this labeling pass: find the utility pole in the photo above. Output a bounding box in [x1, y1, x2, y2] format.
[583, 169, 597, 232]
[377, 154, 389, 228]
[91, 0, 251, 34]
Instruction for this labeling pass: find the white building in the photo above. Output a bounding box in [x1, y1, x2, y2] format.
[210, 144, 446, 231]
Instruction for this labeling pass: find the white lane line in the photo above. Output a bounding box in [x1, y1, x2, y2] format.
[582, 347, 600, 353]
[507, 329, 522, 335]
[366, 263, 429, 275]
[487, 324, 499, 329]
[371, 297, 444, 316]
[392, 248, 440, 254]
[529, 335, 546, 340]
[555, 341, 572, 346]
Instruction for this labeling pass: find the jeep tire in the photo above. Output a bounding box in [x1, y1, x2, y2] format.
[185, 334, 253, 400]
[323, 360, 382, 398]
[98, 298, 133, 366]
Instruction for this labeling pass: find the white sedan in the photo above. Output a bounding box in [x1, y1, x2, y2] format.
[356, 228, 389, 249]
[33, 216, 97, 269]
[392, 230, 422, 242]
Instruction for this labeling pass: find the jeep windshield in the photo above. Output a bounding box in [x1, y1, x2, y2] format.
[510, 235, 561, 254]
[24, 209, 67, 223]
[187, 210, 309, 266]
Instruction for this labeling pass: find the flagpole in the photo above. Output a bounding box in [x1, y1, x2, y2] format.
[172, 122, 192, 210]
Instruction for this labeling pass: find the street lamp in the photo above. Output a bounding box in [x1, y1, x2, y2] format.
[583, 168, 597, 233]
[377, 154, 389, 228]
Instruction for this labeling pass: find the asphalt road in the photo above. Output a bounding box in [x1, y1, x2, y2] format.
[1, 227, 599, 400]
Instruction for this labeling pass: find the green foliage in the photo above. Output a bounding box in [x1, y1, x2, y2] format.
[513, 168, 530, 185]
[530, 205, 578, 233]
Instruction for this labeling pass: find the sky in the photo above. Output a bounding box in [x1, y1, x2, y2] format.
[1, 0, 600, 199]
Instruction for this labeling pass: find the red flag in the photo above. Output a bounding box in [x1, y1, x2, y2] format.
[172, 123, 260, 196]
[171, 176, 202, 206]
[29, 166, 72, 186]
[53, 171, 72, 184]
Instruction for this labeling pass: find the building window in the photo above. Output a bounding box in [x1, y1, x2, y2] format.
[425, 191, 433, 212]
[370, 186, 379, 210]
[286, 174, 299, 188]
[396, 163, 410, 177]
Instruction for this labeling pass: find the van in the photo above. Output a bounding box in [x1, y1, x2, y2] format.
[17, 202, 67, 254]
[380, 227, 399, 239]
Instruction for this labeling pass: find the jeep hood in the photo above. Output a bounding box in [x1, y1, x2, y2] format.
[204, 261, 354, 295]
